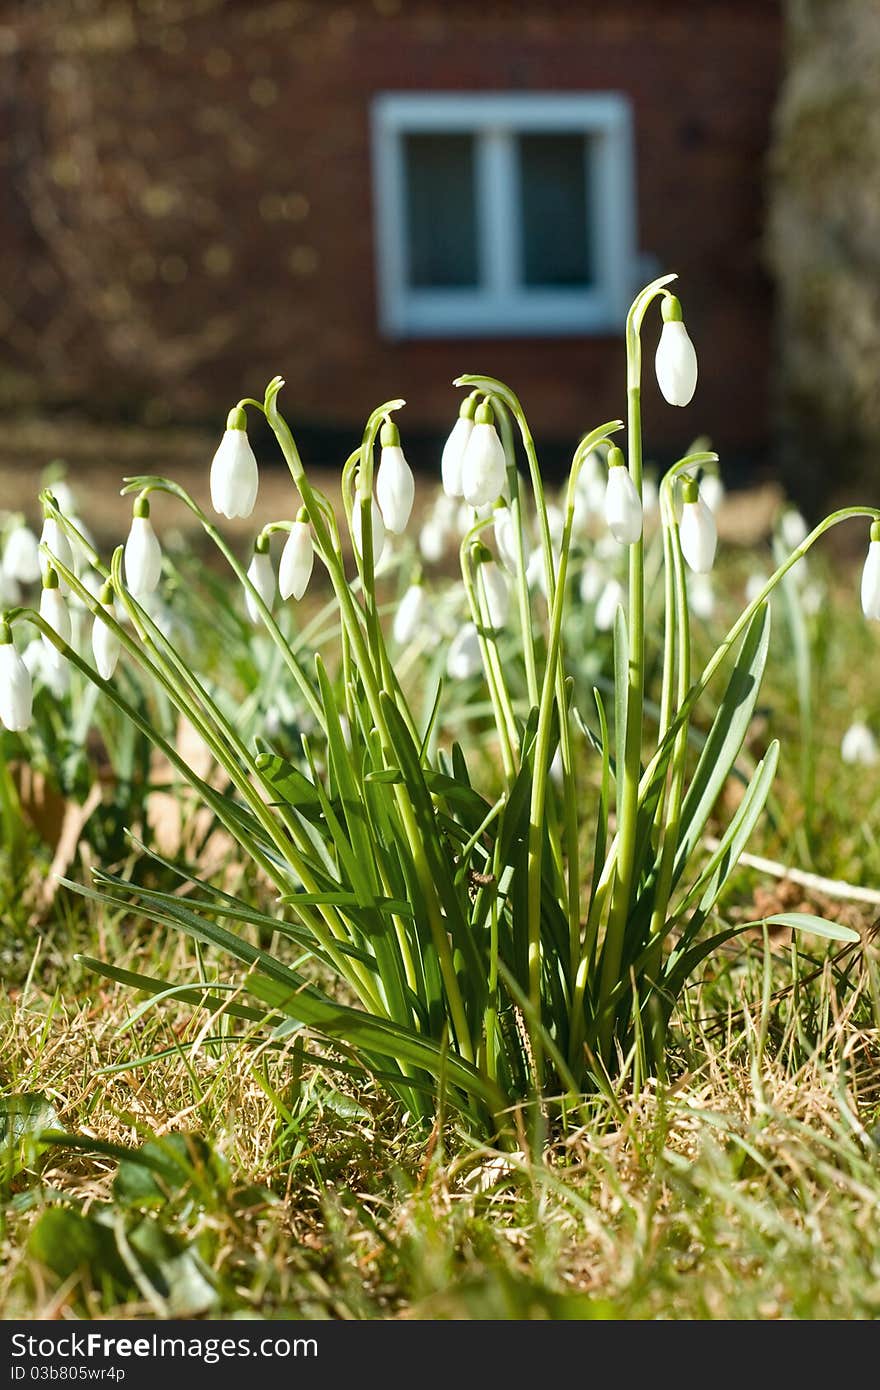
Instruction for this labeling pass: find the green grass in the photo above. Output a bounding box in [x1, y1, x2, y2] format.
[2, 546, 880, 1320]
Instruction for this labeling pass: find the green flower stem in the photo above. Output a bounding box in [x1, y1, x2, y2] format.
[120, 476, 323, 729]
[493, 396, 539, 710]
[460, 529, 517, 781]
[526, 424, 622, 1080]
[263, 382, 475, 1064]
[595, 277, 675, 1062]
[643, 492, 691, 981]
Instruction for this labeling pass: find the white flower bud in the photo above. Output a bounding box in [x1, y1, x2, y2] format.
[655, 297, 698, 407]
[478, 558, 509, 629]
[861, 533, 880, 621]
[40, 515, 74, 590]
[375, 428, 415, 534]
[393, 583, 427, 645]
[124, 504, 162, 598]
[595, 577, 624, 632]
[699, 473, 725, 514]
[245, 547, 275, 623]
[3, 524, 41, 585]
[441, 402, 476, 498]
[39, 577, 71, 675]
[841, 721, 879, 766]
[579, 557, 604, 604]
[0, 633, 33, 732]
[418, 517, 447, 564]
[352, 485, 386, 565]
[493, 505, 519, 573]
[210, 412, 259, 519]
[604, 452, 642, 545]
[679, 482, 718, 573]
[779, 508, 809, 551]
[447, 622, 482, 680]
[92, 607, 121, 680]
[689, 572, 715, 620]
[279, 521, 314, 601]
[461, 403, 506, 508]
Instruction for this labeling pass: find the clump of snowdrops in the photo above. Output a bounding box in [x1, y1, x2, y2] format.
[0, 274, 872, 1141]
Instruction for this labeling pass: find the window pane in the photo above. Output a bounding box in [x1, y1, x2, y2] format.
[517, 134, 592, 288]
[403, 133, 479, 288]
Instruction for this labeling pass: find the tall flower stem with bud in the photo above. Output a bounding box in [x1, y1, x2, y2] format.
[596, 274, 676, 1059]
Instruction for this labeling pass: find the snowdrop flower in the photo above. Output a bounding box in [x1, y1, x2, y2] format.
[3, 523, 41, 585]
[476, 552, 509, 629]
[461, 400, 506, 509]
[545, 504, 565, 550]
[861, 521, 880, 621]
[376, 420, 415, 534]
[654, 294, 698, 407]
[441, 393, 478, 498]
[40, 507, 74, 590]
[604, 447, 642, 546]
[579, 557, 604, 604]
[679, 476, 718, 573]
[393, 582, 427, 646]
[841, 720, 879, 766]
[526, 546, 548, 595]
[279, 515, 314, 601]
[801, 580, 824, 617]
[779, 508, 809, 551]
[447, 622, 482, 680]
[49, 480, 77, 515]
[210, 406, 259, 519]
[689, 572, 716, 620]
[418, 517, 447, 564]
[595, 577, 624, 632]
[641, 474, 659, 519]
[577, 450, 608, 517]
[22, 637, 68, 698]
[351, 480, 386, 565]
[245, 536, 275, 623]
[699, 472, 725, 515]
[493, 504, 519, 573]
[92, 582, 121, 680]
[38, 566, 71, 675]
[124, 498, 162, 598]
[745, 572, 769, 605]
[0, 622, 32, 732]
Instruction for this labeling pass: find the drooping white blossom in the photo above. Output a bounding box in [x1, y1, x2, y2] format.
[245, 546, 275, 623]
[393, 583, 427, 646]
[0, 631, 33, 732]
[447, 622, 482, 680]
[461, 402, 506, 509]
[3, 524, 41, 585]
[604, 451, 642, 546]
[376, 423, 415, 534]
[279, 521, 314, 601]
[841, 721, 879, 766]
[210, 410, 259, 519]
[124, 502, 163, 598]
[655, 296, 698, 407]
[679, 482, 718, 573]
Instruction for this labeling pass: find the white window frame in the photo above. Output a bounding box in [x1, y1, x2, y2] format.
[371, 92, 636, 339]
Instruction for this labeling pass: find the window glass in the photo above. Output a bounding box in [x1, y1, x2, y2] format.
[403, 133, 479, 288]
[517, 133, 592, 288]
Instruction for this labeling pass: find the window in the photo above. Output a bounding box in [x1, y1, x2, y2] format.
[371, 93, 636, 338]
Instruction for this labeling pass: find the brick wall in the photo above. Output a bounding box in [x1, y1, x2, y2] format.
[0, 0, 781, 470]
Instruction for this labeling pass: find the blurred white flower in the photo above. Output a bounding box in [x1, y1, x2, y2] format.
[689, 572, 715, 620]
[3, 524, 41, 585]
[604, 454, 642, 546]
[447, 622, 482, 680]
[479, 560, 509, 629]
[579, 557, 604, 604]
[393, 583, 427, 646]
[841, 721, 879, 766]
[779, 509, 808, 551]
[595, 577, 624, 632]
